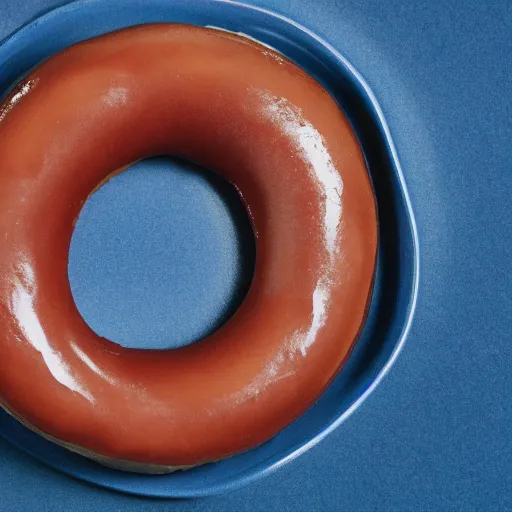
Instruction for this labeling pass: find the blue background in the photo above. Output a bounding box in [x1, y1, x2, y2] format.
[1, 0, 511, 510]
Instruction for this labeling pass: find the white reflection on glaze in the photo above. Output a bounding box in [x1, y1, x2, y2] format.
[9, 260, 94, 402]
[232, 348, 295, 405]
[261, 93, 344, 257]
[103, 86, 129, 107]
[294, 283, 329, 356]
[0, 78, 39, 122]
[70, 342, 117, 386]
[259, 92, 344, 357]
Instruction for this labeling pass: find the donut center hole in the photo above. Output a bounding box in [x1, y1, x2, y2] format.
[68, 156, 256, 349]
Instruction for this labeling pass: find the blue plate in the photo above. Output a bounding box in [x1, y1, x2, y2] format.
[0, 0, 419, 497]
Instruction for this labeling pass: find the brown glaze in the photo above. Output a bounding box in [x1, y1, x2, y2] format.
[0, 25, 377, 468]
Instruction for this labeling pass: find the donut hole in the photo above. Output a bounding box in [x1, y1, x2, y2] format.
[68, 156, 256, 350]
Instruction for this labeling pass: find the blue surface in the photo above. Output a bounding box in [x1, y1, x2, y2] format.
[69, 157, 256, 351]
[0, 0, 511, 509]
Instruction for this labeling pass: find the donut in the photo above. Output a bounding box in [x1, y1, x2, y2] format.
[0, 24, 377, 473]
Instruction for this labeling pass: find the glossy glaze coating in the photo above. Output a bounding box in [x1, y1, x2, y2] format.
[0, 25, 377, 468]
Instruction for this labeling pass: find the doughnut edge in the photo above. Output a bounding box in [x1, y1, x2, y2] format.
[0, 402, 195, 474]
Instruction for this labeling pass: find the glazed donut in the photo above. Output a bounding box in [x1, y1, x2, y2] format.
[0, 24, 377, 473]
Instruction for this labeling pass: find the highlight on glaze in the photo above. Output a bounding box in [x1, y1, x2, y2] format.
[0, 78, 39, 122]
[0, 24, 377, 472]
[259, 91, 344, 258]
[9, 259, 93, 402]
[258, 90, 344, 357]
